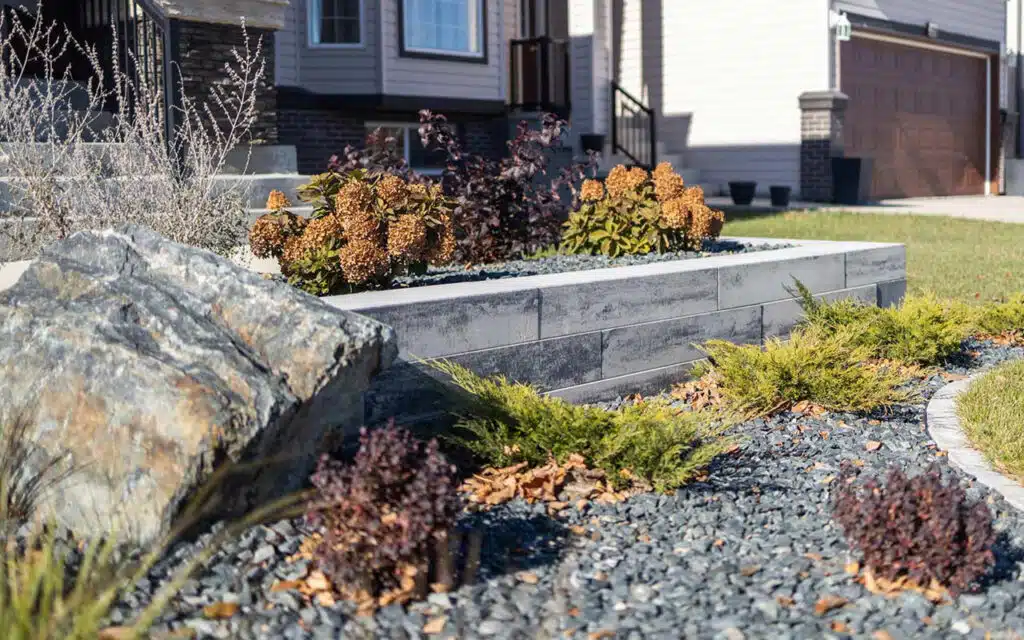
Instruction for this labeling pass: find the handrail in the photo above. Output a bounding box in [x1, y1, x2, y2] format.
[611, 81, 657, 169]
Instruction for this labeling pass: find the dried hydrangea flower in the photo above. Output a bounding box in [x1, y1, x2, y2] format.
[266, 189, 291, 211]
[339, 238, 390, 284]
[300, 215, 345, 251]
[377, 174, 409, 210]
[580, 179, 605, 202]
[335, 179, 373, 214]
[661, 197, 692, 230]
[387, 214, 428, 261]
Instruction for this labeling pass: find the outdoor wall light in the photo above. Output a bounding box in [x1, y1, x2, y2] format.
[829, 10, 852, 41]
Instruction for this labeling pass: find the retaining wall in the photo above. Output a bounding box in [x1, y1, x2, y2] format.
[321, 238, 907, 426]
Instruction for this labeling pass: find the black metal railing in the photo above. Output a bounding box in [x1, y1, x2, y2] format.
[509, 36, 571, 115]
[79, 0, 177, 144]
[611, 81, 656, 169]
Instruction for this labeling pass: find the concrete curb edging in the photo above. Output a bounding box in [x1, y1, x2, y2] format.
[925, 374, 1024, 512]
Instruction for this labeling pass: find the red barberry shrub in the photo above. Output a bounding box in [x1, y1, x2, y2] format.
[833, 462, 996, 594]
[417, 110, 596, 263]
[305, 422, 462, 600]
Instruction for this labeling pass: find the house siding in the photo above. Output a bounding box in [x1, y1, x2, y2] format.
[290, 0, 381, 94]
[274, 0, 300, 86]
[569, 0, 612, 146]
[380, 0, 506, 101]
[658, 0, 830, 195]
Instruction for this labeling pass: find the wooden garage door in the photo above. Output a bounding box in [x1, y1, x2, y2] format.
[840, 36, 987, 199]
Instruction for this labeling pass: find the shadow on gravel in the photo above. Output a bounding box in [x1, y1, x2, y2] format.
[457, 510, 570, 581]
[979, 531, 1024, 589]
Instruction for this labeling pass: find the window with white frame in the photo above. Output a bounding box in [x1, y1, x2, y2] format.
[309, 0, 362, 46]
[401, 0, 484, 58]
[366, 123, 449, 173]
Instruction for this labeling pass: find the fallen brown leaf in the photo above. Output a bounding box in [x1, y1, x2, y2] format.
[423, 615, 448, 635]
[588, 631, 616, 640]
[844, 561, 860, 575]
[831, 621, 850, 633]
[864, 441, 882, 452]
[873, 632, 894, 640]
[306, 570, 331, 592]
[740, 565, 761, 577]
[516, 571, 540, 585]
[270, 580, 303, 592]
[814, 595, 848, 615]
[203, 601, 240, 619]
[776, 595, 795, 607]
[804, 552, 824, 562]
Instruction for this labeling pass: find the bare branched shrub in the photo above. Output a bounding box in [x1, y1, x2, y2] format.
[0, 3, 265, 261]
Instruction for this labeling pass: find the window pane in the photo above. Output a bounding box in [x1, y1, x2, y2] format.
[403, 0, 481, 55]
[367, 126, 407, 158]
[408, 130, 448, 170]
[316, 0, 360, 44]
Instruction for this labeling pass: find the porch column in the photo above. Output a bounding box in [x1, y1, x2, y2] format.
[798, 90, 848, 202]
[568, 0, 612, 153]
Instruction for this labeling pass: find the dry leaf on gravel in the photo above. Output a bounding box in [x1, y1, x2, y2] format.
[516, 571, 540, 584]
[814, 595, 849, 615]
[423, 615, 448, 635]
[460, 454, 627, 508]
[203, 601, 240, 619]
[865, 441, 883, 452]
[873, 632, 895, 640]
[831, 621, 851, 633]
[671, 373, 724, 411]
[776, 595, 796, 607]
[792, 400, 828, 418]
[858, 568, 950, 604]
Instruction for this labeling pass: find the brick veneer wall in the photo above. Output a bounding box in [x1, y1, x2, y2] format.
[176, 21, 278, 144]
[278, 109, 510, 174]
[798, 90, 848, 202]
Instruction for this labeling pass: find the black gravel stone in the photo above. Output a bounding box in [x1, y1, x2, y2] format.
[90, 338, 1024, 638]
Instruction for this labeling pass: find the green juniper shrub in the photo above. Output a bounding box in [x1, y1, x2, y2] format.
[305, 422, 462, 601]
[427, 360, 731, 492]
[791, 280, 971, 366]
[833, 462, 996, 595]
[695, 324, 910, 418]
[971, 293, 1024, 336]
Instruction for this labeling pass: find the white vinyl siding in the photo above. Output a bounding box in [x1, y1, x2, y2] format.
[658, 0, 830, 195]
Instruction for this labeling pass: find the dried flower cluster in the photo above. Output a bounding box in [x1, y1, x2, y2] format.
[305, 423, 462, 607]
[562, 162, 724, 257]
[249, 170, 455, 295]
[832, 463, 996, 595]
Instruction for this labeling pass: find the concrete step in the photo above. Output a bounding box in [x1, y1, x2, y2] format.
[0, 173, 313, 212]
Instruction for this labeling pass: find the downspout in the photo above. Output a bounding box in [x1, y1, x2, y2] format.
[1017, 0, 1022, 157]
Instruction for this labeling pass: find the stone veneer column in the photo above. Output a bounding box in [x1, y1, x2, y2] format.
[798, 90, 848, 202]
[153, 0, 286, 145]
[176, 21, 278, 144]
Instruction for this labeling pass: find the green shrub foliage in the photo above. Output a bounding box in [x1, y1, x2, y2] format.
[428, 360, 730, 492]
[833, 463, 996, 595]
[696, 325, 909, 417]
[792, 280, 970, 366]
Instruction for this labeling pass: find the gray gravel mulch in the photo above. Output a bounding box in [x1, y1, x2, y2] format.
[388, 240, 792, 290]
[108, 339, 1024, 640]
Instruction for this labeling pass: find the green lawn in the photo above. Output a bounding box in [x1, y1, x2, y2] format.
[723, 211, 1024, 304]
[956, 359, 1024, 482]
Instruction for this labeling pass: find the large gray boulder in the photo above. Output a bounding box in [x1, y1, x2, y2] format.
[0, 226, 396, 546]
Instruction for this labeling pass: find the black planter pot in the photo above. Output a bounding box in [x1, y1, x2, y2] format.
[728, 181, 757, 206]
[580, 133, 606, 154]
[769, 185, 792, 208]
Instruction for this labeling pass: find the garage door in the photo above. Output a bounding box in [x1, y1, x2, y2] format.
[840, 35, 988, 199]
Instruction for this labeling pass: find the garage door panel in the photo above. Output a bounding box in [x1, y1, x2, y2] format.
[840, 36, 987, 199]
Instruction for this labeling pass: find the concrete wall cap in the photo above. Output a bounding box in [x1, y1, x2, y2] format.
[152, 0, 288, 30]
[799, 90, 849, 112]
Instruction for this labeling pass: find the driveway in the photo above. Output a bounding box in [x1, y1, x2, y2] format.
[705, 195, 1024, 224]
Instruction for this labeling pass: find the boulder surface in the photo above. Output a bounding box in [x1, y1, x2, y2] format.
[0, 226, 396, 545]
